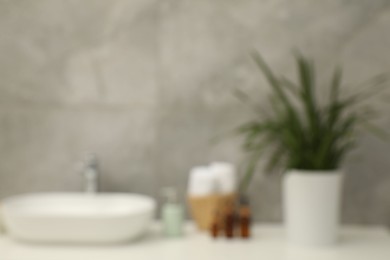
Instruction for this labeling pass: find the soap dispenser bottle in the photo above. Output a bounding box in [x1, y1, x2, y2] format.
[161, 187, 184, 237]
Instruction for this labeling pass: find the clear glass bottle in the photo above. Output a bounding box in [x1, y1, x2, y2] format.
[161, 188, 184, 237]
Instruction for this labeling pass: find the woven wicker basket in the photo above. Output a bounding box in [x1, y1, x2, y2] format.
[188, 193, 236, 231]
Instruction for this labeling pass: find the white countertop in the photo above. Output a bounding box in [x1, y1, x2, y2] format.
[0, 224, 389, 260]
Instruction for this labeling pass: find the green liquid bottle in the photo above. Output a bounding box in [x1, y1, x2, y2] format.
[161, 188, 184, 237]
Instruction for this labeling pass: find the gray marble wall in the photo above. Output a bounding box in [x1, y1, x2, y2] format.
[1, 0, 390, 225]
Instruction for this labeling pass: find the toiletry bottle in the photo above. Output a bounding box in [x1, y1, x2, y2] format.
[239, 195, 251, 239]
[224, 202, 236, 239]
[161, 187, 184, 237]
[210, 209, 220, 238]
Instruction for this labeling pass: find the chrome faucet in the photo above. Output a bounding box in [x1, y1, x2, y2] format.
[80, 154, 99, 193]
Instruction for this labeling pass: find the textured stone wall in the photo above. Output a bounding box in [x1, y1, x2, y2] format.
[1, 0, 390, 224]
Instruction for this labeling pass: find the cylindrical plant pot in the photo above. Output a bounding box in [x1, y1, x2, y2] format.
[283, 169, 343, 247]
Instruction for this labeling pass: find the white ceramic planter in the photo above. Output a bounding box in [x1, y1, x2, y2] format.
[283, 169, 343, 247]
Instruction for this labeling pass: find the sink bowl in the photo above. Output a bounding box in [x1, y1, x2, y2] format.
[1, 193, 156, 244]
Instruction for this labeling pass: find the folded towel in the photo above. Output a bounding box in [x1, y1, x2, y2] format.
[210, 162, 237, 195]
[188, 166, 216, 197]
[188, 162, 237, 198]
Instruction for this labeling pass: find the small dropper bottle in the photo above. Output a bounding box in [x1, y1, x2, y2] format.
[210, 209, 220, 238]
[224, 201, 236, 239]
[161, 187, 184, 237]
[239, 195, 251, 239]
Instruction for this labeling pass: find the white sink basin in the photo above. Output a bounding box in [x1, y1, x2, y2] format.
[1, 193, 156, 244]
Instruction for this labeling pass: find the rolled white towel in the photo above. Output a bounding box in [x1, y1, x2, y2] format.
[188, 166, 216, 197]
[210, 162, 237, 195]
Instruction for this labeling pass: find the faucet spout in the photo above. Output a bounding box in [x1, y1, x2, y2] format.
[80, 154, 99, 193]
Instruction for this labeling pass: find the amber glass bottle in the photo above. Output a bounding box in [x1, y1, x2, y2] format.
[239, 195, 251, 239]
[224, 202, 236, 239]
[210, 210, 220, 238]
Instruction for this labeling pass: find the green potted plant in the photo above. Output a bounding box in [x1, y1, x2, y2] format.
[235, 52, 388, 246]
